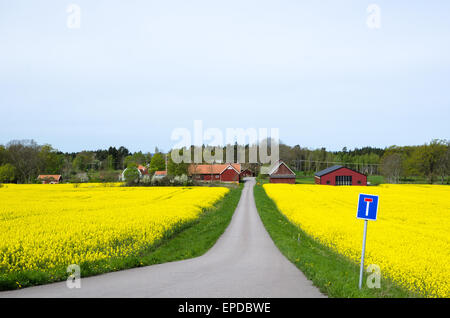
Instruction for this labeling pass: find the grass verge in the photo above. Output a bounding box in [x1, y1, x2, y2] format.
[0, 185, 242, 291]
[253, 185, 419, 298]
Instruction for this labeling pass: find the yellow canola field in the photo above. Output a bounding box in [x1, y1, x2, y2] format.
[0, 184, 228, 273]
[263, 184, 450, 297]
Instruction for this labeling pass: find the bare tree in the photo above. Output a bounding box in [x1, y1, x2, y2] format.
[381, 153, 403, 183]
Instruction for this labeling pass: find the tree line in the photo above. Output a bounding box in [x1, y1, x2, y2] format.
[0, 140, 167, 183]
[0, 139, 448, 184]
[380, 139, 449, 184]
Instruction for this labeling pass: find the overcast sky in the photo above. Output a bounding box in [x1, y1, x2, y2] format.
[0, 0, 449, 153]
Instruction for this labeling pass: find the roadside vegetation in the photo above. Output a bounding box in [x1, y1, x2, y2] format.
[253, 185, 419, 298]
[0, 184, 242, 291]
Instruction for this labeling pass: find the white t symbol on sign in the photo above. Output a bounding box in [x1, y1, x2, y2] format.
[364, 198, 373, 216]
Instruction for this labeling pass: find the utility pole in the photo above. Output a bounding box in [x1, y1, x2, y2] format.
[165, 153, 168, 172]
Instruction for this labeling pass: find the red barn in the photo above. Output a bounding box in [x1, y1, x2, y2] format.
[240, 169, 254, 178]
[268, 160, 296, 184]
[314, 165, 367, 186]
[188, 163, 241, 183]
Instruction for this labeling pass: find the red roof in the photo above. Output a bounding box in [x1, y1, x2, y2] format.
[268, 160, 295, 176]
[154, 170, 167, 176]
[188, 164, 241, 175]
[138, 165, 149, 175]
[37, 175, 61, 180]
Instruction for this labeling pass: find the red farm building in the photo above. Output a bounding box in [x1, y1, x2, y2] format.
[188, 163, 241, 183]
[314, 165, 367, 186]
[240, 169, 254, 179]
[268, 160, 296, 184]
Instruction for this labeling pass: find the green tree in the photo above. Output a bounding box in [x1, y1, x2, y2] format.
[123, 167, 140, 185]
[167, 151, 188, 176]
[39, 144, 64, 174]
[105, 154, 115, 170]
[0, 163, 16, 183]
[149, 152, 166, 174]
[124, 152, 148, 168]
[72, 151, 93, 171]
[0, 145, 7, 166]
[144, 152, 152, 164]
[436, 141, 450, 184]
[117, 146, 131, 169]
[408, 139, 448, 183]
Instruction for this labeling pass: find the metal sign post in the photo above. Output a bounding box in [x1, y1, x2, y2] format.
[356, 194, 379, 290]
[358, 220, 368, 289]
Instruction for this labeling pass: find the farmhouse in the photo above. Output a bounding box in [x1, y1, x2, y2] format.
[37, 175, 62, 184]
[314, 165, 367, 186]
[268, 160, 296, 184]
[153, 170, 167, 179]
[137, 165, 149, 176]
[188, 163, 241, 183]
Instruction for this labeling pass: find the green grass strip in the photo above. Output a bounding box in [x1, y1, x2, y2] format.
[254, 185, 420, 298]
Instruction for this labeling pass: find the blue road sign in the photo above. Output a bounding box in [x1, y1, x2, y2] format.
[356, 194, 379, 221]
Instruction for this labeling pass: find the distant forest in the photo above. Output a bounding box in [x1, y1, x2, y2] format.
[0, 139, 448, 184]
